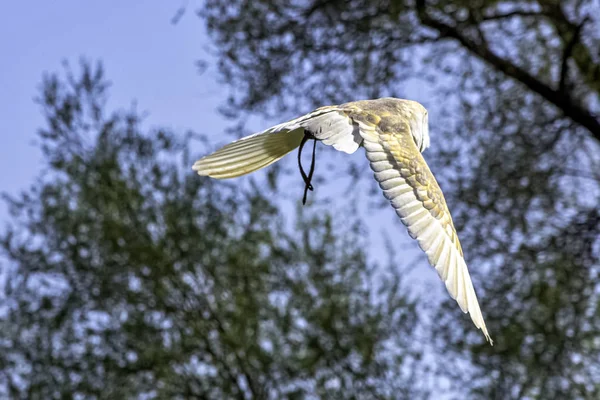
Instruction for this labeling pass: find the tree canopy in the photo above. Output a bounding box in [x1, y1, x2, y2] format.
[191, 0, 600, 398]
[0, 62, 422, 399]
[3, 0, 600, 397]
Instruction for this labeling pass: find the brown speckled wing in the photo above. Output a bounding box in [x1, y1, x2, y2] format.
[345, 106, 492, 344]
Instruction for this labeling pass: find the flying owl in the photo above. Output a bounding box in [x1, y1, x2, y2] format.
[193, 98, 492, 344]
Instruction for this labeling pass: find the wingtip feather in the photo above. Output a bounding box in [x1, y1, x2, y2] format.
[193, 129, 304, 179]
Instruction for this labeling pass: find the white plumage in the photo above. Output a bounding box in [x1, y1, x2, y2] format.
[193, 98, 493, 344]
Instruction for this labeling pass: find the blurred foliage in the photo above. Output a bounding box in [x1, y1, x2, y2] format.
[0, 62, 423, 399]
[188, 0, 600, 398]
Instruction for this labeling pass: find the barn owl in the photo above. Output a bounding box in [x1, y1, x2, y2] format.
[193, 98, 492, 344]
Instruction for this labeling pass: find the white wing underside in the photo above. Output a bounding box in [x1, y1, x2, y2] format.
[265, 108, 362, 153]
[192, 108, 362, 178]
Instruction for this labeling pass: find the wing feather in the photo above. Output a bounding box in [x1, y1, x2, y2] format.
[355, 118, 492, 344]
[267, 107, 362, 153]
[193, 129, 305, 179]
[194, 107, 361, 178]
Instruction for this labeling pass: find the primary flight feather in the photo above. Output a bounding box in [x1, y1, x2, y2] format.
[193, 98, 492, 344]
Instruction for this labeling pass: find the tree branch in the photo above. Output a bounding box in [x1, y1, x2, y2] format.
[207, 303, 261, 399]
[559, 17, 588, 95]
[414, 0, 600, 142]
[481, 10, 544, 21]
[303, 0, 337, 19]
[540, 2, 600, 97]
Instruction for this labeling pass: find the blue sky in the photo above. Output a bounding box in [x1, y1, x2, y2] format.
[0, 0, 444, 299]
[0, 1, 225, 209]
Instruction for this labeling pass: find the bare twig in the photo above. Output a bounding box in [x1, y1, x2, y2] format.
[559, 17, 589, 95]
[481, 10, 544, 21]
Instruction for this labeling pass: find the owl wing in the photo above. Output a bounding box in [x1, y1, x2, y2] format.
[193, 106, 361, 179]
[194, 102, 492, 343]
[353, 113, 492, 344]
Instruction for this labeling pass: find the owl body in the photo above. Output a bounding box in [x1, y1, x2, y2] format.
[339, 98, 430, 152]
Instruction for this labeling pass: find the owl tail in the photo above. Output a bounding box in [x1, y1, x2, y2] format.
[193, 128, 305, 179]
